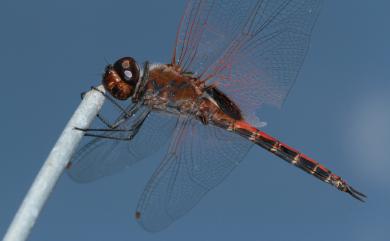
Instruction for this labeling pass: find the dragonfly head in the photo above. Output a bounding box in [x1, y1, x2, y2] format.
[102, 57, 140, 100]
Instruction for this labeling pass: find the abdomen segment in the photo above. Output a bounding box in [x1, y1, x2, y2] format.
[217, 120, 366, 202]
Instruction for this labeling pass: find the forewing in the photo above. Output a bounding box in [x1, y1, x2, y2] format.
[135, 117, 253, 232]
[67, 110, 178, 183]
[174, 0, 322, 119]
[173, 0, 255, 75]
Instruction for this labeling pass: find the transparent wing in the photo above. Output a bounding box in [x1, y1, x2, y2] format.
[135, 116, 253, 232]
[67, 109, 178, 183]
[173, 0, 322, 119]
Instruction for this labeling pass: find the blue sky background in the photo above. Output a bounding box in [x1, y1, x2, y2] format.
[0, 0, 389, 240]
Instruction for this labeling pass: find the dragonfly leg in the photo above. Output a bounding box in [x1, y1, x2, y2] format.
[91, 86, 142, 129]
[74, 127, 131, 132]
[95, 107, 137, 129]
[77, 110, 151, 141]
[81, 133, 134, 141]
[81, 86, 141, 129]
[80, 86, 125, 114]
[89, 86, 130, 115]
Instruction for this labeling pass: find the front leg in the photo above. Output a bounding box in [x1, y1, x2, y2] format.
[76, 109, 151, 141]
[80, 86, 142, 129]
[96, 102, 141, 130]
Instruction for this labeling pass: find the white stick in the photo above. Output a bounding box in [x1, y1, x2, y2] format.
[3, 86, 106, 241]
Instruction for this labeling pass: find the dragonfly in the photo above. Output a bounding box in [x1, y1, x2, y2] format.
[67, 0, 366, 232]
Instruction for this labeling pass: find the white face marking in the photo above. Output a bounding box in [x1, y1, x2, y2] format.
[124, 70, 133, 79]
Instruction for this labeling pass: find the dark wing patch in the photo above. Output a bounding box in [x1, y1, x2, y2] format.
[206, 86, 243, 120]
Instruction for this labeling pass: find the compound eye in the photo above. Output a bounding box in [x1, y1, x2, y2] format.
[113, 57, 140, 84]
